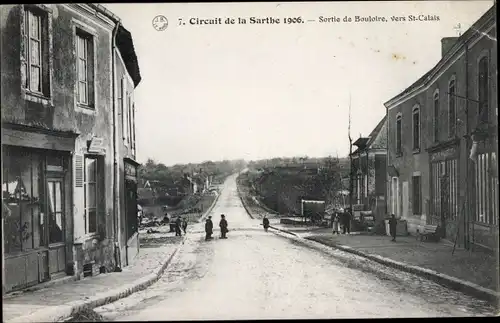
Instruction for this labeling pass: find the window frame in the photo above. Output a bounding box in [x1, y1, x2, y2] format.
[412, 175, 422, 216]
[21, 4, 53, 103]
[72, 18, 98, 112]
[448, 76, 457, 138]
[395, 113, 402, 156]
[391, 177, 399, 216]
[412, 105, 421, 153]
[83, 156, 99, 234]
[433, 89, 440, 142]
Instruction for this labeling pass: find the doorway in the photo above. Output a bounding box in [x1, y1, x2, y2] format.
[391, 177, 399, 216]
[440, 175, 450, 239]
[47, 176, 67, 275]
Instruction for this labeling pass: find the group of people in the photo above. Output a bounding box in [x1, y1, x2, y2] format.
[205, 214, 229, 240]
[174, 216, 188, 236]
[163, 213, 188, 236]
[331, 209, 352, 235]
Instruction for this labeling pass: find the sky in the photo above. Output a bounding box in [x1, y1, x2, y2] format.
[103, 1, 493, 166]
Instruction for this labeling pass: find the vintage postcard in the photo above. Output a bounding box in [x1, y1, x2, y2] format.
[1, 1, 498, 321]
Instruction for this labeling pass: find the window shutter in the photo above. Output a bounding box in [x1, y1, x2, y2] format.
[75, 154, 84, 187]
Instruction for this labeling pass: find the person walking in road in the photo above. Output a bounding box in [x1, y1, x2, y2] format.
[175, 217, 182, 237]
[219, 214, 228, 239]
[389, 214, 397, 242]
[263, 215, 270, 232]
[205, 216, 213, 241]
[182, 217, 188, 234]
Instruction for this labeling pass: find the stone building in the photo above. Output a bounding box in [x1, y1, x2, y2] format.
[1, 4, 141, 294]
[113, 21, 141, 267]
[384, 4, 497, 251]
[350, 116, 387, 223]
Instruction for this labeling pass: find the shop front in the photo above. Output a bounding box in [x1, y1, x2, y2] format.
[124, 158, 140, 265]
[2, 146, 72, 293]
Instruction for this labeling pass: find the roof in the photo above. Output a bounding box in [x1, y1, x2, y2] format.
[116, 25, 142, 88]
[351, 116, 387, 155]
[353, 137, 369, 148]
[88, 4, 142, 88]
[384, 4, 496, 108]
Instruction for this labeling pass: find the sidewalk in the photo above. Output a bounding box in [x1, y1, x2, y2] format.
[300, 230, 499, 304]
[2, 227, 184, 323]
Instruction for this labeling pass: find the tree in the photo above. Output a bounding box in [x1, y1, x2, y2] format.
[316, 156, 342, 208]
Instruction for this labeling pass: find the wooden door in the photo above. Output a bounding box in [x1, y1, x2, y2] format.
[440, 176, 450, 238]
[47, 177, 66, 275]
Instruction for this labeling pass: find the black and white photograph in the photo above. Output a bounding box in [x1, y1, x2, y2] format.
[1, 1, 498, 321]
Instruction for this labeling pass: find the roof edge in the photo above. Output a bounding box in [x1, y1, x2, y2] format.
[383, 4, 496, 109]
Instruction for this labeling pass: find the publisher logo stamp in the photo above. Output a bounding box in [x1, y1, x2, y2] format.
[153, 15, 168, 31]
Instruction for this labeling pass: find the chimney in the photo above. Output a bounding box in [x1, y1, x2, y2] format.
[441, 37, 459, 57]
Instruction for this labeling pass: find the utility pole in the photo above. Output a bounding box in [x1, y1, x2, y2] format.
[348, 93, 353, 215]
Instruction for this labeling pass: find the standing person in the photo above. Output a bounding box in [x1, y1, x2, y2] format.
[343, 208, 351, 234]
[137, 207, 143, 227]
[182, 217, 188, 234]
[219, 214, 228, 239]
[332, 213, 340, 234]
[205, 216, 213, 241]
[175, 217, 182, 236]
[162, 212, 170, 226]
[263, 215, 270, 232]
[389, 214, 397, 242]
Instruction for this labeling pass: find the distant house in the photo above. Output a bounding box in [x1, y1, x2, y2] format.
[350, 116, 388, 223]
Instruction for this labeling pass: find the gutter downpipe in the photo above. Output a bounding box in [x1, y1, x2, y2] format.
[385, 109, 389, 218]
[112, 20, 122, 271]
[464, 42, 472, 251]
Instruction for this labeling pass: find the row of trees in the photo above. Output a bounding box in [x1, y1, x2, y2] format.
[138, 158, 247, 188]
[247, 156, 350, 214]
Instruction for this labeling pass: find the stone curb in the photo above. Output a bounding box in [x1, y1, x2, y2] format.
[6, 182, 226, 323]
[236, 187, 500, 307]
[6, 237, 185, 323]
[271, 224, 500, 306]
[304, 236, 500, 306]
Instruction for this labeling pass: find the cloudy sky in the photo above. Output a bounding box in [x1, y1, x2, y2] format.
[103, 1, 493, 166]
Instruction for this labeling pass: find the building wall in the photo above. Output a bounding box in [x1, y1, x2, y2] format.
[1, 4, 117, 287]
[386, 7, 497, 244]
[465, 22, 498, 251]
[115, 49, 139, 267]
[352, 151, 387, 222]
[387, 87, 431, 234]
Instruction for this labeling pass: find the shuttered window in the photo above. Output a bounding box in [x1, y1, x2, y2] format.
[475, 152, 498, 226]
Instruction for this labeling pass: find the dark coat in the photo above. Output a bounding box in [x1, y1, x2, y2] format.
[219, 219, 228, 232]
[389, 217, 397, 235]
[205, 219, 213, 233]
[263, 218, 270, 228]
[342, 212, 350, 224]
[182, 220, 188, 229]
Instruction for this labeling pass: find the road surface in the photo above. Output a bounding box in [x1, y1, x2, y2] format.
[95, 174, 495, 320]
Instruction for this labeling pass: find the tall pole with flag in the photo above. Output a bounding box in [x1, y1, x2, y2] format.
[348, 93, 353, 215]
